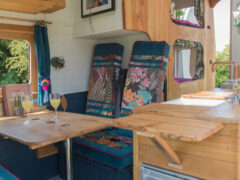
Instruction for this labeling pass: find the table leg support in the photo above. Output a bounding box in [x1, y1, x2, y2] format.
[65, 138, 72, 180]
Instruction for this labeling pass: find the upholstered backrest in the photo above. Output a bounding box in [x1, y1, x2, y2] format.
[85, 43, 124, 118]
[121, 41, 171, 116]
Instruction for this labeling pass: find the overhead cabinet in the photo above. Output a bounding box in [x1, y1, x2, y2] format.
[0, 0, 65, 14]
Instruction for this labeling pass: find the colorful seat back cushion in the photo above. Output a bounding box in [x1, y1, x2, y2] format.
[72, 128, 133, 169]
[0, 164, 20, 180]
[85, 43, 124, 118]
[121, 41, 171, 116]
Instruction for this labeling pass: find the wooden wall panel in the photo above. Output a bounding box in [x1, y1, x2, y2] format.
[137, 122, 240, 180]
[209, 0, 221, 8]
[123, 0, 216, 100]
[138, 134, 239, 180]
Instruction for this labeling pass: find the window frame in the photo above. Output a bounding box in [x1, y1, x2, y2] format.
[0, 23, 38, 101]
[173, 39, 204, 83]
[170, 0, 205, 28]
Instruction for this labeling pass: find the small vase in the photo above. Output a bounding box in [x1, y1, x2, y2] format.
[14, 107, 24, 116]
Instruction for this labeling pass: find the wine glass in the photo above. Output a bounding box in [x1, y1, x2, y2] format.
[49, 93, 61, 122]
[21, 95, 33, 125]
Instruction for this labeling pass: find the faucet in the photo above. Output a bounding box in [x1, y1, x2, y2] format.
[211, 61, 239, 80]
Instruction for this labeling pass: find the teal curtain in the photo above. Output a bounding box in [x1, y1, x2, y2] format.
[34, 25, 51, 106]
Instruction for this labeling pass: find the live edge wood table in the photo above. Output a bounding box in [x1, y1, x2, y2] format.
[114, 102, 240, 180]
[0, 111, 112, 180]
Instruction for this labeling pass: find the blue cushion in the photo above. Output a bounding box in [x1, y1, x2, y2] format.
[120, 41, 171, 117]
[72, 127, 133, 169]
[0, 164, 19, 180]
[85, 43, 124, 118]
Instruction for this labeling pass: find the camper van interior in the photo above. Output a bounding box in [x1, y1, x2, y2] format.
[0, 0, 239, 180]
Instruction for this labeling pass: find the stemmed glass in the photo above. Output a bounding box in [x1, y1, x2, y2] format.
[49, 93, 61, 122]
[21, 95, 33, 125]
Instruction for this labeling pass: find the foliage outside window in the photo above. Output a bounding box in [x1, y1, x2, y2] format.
[215, 45, 230, 87]
[0, 39, 29, 87]
[170, 0, 204, 28]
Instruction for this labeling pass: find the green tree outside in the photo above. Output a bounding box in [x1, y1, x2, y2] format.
[215, 44, 230, 87]
[0, 39, 29, 87]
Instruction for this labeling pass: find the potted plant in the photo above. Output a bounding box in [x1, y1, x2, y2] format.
[14, 95, 24, 116]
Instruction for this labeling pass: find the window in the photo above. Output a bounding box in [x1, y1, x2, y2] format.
[170, 0, 205, 28]
[174, 39, 204, 83]
[0, 24, 38, 97]
[0, 39, 30, 86]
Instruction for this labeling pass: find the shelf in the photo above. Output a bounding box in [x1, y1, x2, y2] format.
[115, 114, 223, 142]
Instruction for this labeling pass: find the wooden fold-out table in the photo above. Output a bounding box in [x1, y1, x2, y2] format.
[114, 112, 223, 165]
[181, 90, 233, 100]
[0, 111, 112, 180]
[113, 103, 231, 180]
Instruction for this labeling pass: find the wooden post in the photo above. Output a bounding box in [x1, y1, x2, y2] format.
[133, 131, 141, 180]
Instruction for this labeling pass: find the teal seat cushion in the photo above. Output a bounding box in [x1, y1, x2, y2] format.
[0, 164, 19, 180]
[72, 127, 133, 169]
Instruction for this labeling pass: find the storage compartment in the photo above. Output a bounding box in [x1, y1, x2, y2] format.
[141, 164, 202, 180]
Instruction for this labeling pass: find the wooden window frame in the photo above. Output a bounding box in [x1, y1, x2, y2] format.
[0, 23, 38, 100]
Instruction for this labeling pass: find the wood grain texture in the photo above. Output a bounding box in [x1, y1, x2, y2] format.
[133, 103, 209, 119]
[133, 131, 141, 180]
[138, 135, 239, 180]
[129, 98, 240, 179]
[61, 96, 68, 112]
[0, 111, 112, 149]
[209, 0, 221, 8]
[35, 144, 58, 159]
[154, 135, 181, 165]
[196, 102, 240, 123]
[182, 91, 234, 100]
[0, 0, 65, 14]
[114, 114, 223, 142]
[122, 0, 216, 100]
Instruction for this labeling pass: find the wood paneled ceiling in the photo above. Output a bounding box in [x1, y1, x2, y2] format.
[0, 0, 65, 14]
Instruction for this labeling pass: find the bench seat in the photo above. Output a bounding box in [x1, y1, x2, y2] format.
[72, 127, 133, 169]
[0, 164, 20, 180]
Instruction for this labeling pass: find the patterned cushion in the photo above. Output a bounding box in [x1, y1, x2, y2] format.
[72, 128, 133, 169]
[85, 43, 124, 118]
[0, 164, 20, 180]
[121, 41, 171, 116]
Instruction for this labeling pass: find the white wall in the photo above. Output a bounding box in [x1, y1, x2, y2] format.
[45, 0, 98, 94]
[100, 33, 150, 68]
[0, 0, 150, 96]
[73, 0, 123, 39]
[0, 0, 98, 95]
